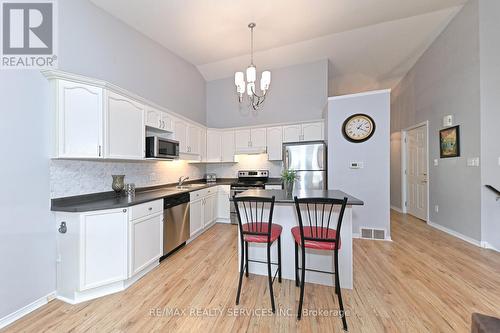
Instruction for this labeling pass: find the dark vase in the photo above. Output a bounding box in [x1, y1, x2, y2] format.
[112, 175, 125, 195]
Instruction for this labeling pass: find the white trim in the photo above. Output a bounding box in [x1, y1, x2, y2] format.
[390, 205, 404, 213]
[0, 291, 56, 329]
[328, 89, 391, 101]
[481, 241, 500, 252]
[427, 220, 481, 247]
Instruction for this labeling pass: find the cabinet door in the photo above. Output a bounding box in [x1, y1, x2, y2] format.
[145, 108, 162, 129]
[80, 208, 128, 290]
[199, 128, 207, 162]
[266, 127, 283, 161]
[161, 112, 174, 132]
[129, 213, 162, 277]
[221, 131, 235, 162]
[57, 80, 103, 158]
[187, 125, 201, 155]
[106, 91, 145, 159]
[174, 120, 188, 153]
[217, 186, 231, 221]
[203, 195, 215, 227]
[190, 199, 203, 237]
[283, 125, 302, 143]
[234, 129, 251, 150]
[251, 128, 267, 148]
[302, 122, 324, 141]
[206, 130, 222, 162]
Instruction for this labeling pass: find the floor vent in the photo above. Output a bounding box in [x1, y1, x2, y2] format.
[360, 228, 386, 240]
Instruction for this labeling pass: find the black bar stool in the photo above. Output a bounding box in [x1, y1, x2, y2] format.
[292, 196, 348, 331]
[233, 195, 282, 313]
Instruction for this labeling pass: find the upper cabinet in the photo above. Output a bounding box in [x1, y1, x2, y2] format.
[187, 124, 201, 155]
[234, 128, 267, 152]
[283, 122, 323, 143]
[221, 131, 235, 162]
[145, 107, 173, 132]
[105, 91, 145, 160]
[206, 130, 235, 162]
[55, 80, 104, 159]
[266, 126, 283, 161]
[174, 119, 188, 153]
[174, 118, 204, 158]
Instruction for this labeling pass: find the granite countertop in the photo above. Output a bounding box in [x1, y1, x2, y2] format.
[51, 179, 236, 213]
[235, 189, 364, 205]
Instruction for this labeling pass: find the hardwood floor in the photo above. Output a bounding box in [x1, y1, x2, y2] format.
[3, 211, 500, 332]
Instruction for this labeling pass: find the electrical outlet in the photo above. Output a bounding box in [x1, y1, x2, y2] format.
[349, 161, 363, 169]
[434, 159, 439, 166]
[435, 205, 439, 213]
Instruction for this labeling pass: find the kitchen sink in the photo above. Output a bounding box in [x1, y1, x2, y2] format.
[175, 184, 206, 190]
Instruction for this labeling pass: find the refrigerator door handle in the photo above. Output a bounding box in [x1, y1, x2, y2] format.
[285, 149, 290, 169]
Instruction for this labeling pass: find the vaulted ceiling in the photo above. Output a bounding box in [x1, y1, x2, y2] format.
[89, 0, 467, 95]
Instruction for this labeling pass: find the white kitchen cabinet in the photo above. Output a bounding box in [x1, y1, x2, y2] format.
[217, 185, 231, 223]
[129, 212, 162, 277]
[266, 126, 283, 161]
[206, 130, 222, 162]
[105, 91, 145, 160]
[80, 208, 128, 291]
[145, 108, 162, 129]
[187, 124, 201, 155]
[199, 128, 207, 162]
[161, 112, 174, 132]
[283, 122, 324, 143]
[175, 119, 202, 156]
[251, 128, 267, 148]
[235, 129, 251, 151]
[190, 198, 204, 237]
[235, 128, 267, 152]
[221, 131, 235, 162]
[302, 122, 324, 141]
[174, 119, 188, 153]
[189, 188, 218, 238]
[55, 80, 104, 158]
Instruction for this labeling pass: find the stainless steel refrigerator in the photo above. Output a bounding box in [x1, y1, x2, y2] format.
[283, 141, 327, 190]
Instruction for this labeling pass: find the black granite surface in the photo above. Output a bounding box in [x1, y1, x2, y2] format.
[235, 189, 364, 205]
[51, 179, 236, 212]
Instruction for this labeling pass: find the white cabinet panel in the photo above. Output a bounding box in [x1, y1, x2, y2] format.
[190, 199, 203, 236]
[235, 129, 251, 150]
[161, 112, 173, 132]
[302, 122, 324, 141]
[145, 108, 162, 129]
[80, 208, 128, 290]
[206, 130, 222, 162]
[57, 80, 103, 158]
[217, 186, 231, 222]
[204, 194, 216, 227]
[187, 125, 201, 155]
[266, 126, 283, 161]
[199, 128, 207, 162]
[105, 91, 145, 159]
[129, 213, 162, 276]
[221, 131, 235, 162]
[251, 128, 267, 148]
[174, 120, 188, 153]
[283, 124, 302, 143]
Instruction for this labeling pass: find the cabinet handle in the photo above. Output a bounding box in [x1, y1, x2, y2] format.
[58, 221, 67, 234]
[123, 209, 127, 213]
[148, 207, 153, 211]
[98, 145, 102, 157]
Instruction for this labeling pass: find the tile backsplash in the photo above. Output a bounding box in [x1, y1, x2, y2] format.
[206, 154, 283, 178]
[50, 159, 205, 198]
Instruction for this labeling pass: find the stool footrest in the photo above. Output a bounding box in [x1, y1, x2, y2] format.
[298, 267, 336, 275]
[248, 259, 279, 266]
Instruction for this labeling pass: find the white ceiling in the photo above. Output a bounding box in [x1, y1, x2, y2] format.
[90, 0, 466, 94]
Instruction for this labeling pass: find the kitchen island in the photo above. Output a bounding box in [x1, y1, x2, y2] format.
[235, 189, 363, 289]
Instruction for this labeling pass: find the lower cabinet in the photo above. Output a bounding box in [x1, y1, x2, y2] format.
[190, 198, 204, 236]
[217, 185, 231, 223]
[189, 186, 230, 238]
[129, 212, 163, 277]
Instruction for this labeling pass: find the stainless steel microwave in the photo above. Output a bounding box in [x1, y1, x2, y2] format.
[145, 136, 179, 160]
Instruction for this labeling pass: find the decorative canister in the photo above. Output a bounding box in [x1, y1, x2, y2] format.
[111, 175, 125, 195]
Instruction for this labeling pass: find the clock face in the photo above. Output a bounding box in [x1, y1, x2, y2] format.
[342, 114, 375, 143]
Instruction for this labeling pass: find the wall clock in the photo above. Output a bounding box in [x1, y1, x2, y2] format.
[342, 113, 376, 143]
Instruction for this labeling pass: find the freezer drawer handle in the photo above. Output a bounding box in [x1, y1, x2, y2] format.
[58, 222, 67, 234]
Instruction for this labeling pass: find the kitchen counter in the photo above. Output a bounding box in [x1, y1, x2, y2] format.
[51, 179, 235, 212]
[236, 189, 364, 205]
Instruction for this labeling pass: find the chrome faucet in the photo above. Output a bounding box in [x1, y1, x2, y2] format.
[178, 176, 189, 186]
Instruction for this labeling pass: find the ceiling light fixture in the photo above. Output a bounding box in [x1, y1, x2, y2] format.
[234, 23, 271, 111]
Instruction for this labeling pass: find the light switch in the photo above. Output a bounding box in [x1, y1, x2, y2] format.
[349, 161, 363, 169]
[434, 159, 439, 166]
[498, 157, 500, 166]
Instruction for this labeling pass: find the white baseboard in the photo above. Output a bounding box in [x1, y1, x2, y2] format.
[427, 220, 481, 247]
[390, 205, 404, 213]
[481, 241, 500, 252]
[0, 291, 56, 329]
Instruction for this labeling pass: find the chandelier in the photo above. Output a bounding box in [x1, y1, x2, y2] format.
[234, 23, 271, 111]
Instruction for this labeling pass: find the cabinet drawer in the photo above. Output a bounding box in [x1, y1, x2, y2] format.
[130, 200, 163, 220]
[190, 187, 216, 201]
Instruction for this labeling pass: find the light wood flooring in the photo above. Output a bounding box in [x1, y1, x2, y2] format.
[3, 211, 500, 332]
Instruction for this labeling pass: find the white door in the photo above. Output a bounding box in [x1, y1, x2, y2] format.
[105, 92, 145, 159]
[190, 199, 203, 236]
[174, 120, 188, 153]
[161, 112, 173, 132]
[406, 125, 428, 221]
[206, 130, 222, 162]
[203, 195, 215, 227]
[129, 213, 163, 277]
[187, 125, 201, 155]
[302, 122, 324, 141]
[80, 208, 128, 290]
[221, 131, 235, 162]
[199, 128, 207, 162]
[283, 125, 302, 143]
[145, 108, 162, 129]
[217, 186, 231, 222]
[266, 126, 283, 161]
[57, 80, 103, 158]
[250, 127, 267, 148]
[235, 129, 251, 150]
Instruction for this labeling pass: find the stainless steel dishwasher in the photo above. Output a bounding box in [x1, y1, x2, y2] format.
[162, 193, 190, 257]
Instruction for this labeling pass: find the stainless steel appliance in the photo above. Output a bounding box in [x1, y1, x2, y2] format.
[145, 136, 180, 160]
[230, 170, 269, 224]
[283, 141, 327, 190]
[163, 193, 190, 257]
[206, 173, 217, 183]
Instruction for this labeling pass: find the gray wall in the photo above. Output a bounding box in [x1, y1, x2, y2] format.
[206, 60, 328, 128]
[390, 0, 481, 240]
[0, 71, 55, 319]
[58, 0, 206, 124]
[479, 0, 500, 249]
[328, 91, 391, 238]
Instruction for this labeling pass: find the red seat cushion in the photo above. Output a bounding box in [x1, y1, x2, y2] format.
[291, 226, 341, 250]
[242, 223, 282, 243]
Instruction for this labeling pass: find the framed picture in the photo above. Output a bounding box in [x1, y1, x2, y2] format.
[439, 125, 460, 158]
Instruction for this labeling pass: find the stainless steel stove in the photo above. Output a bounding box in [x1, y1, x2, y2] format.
[230, 170, 269, 224]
